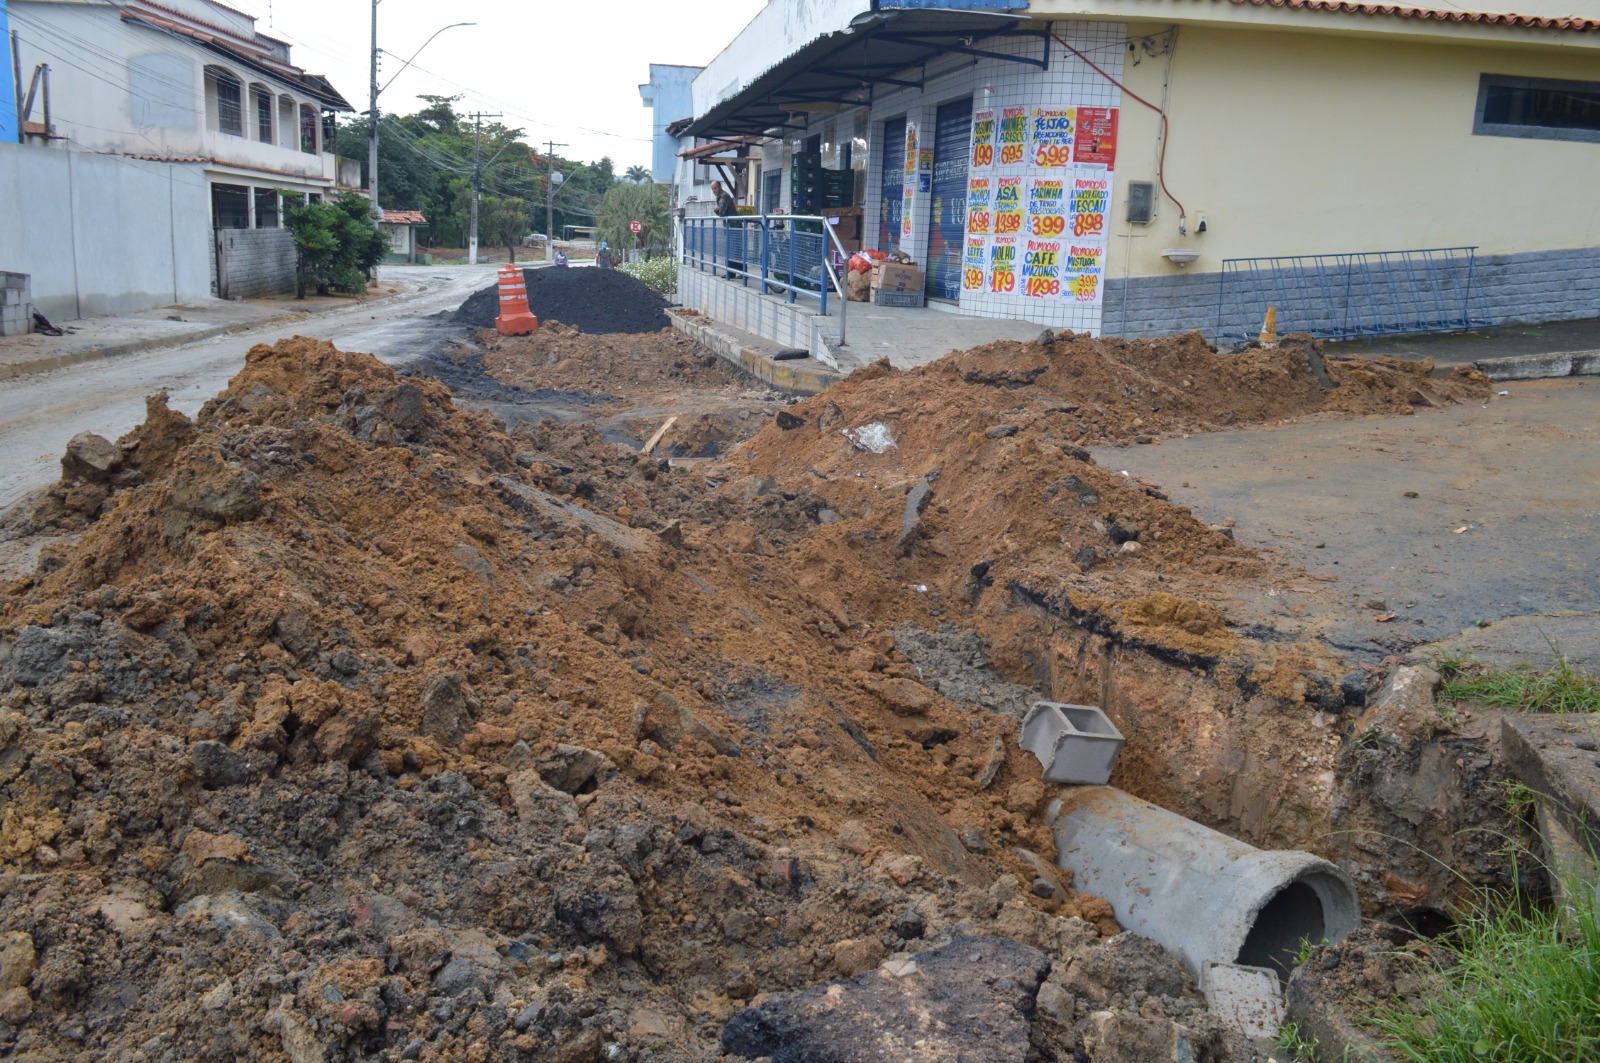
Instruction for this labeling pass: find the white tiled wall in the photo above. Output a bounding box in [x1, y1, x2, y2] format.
[854, 21, 1126, 334]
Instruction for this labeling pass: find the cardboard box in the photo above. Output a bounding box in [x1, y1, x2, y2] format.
[826, 214, 863, 242]
[871, 262, 923, 294]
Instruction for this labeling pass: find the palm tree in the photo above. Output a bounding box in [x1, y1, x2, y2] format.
[624, 164, 651, 185]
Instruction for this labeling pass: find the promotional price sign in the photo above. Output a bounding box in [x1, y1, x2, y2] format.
[1074, 107, 1118, 169]
[993, 177, 1023, 236]
[904, 123, 918, 176]
[970, 110, 995, 170]
[998, 107, 1027, 167]
[1021, 238, 1062, 298]
[1064, 242, 1107, 303]
[1027, 178, 1066, 237]
[966, 177, 992, 236]
[987, 236, 1017, 294]
[1069, 171, 1109, 239]
[963, 237, 988, 292]
[917, 148, 934, 193]
[1030, 107, 1075, 170]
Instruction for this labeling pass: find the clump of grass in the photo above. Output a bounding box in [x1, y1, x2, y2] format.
[1369, 871, 1600, 1062]
[1436, 652, 1600, 715]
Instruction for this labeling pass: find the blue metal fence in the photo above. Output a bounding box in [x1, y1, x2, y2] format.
[1216, 247, 1491, 345]
[681, 214, 852, 341]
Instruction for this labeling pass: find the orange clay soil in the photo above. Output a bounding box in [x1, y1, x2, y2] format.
[0, 331, 1492, 1060]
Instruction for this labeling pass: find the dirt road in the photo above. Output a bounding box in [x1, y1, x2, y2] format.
[1096, 377, 1600, 661]
[0, 264, 494, 511]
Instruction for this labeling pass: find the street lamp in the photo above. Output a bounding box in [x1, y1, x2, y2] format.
[367, 8, 473, 218]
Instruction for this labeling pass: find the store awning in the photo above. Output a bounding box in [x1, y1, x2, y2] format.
[683, 8, 1045, 140]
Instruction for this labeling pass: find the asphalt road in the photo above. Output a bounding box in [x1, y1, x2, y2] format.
[0, 264, 493, 512]
[1096, 377, 1600, 664]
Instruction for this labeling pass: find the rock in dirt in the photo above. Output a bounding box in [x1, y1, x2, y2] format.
[898, 476, 934, 557]
[60, 432, 124, 483]
[191, 740, 255, 788]
[420, 672, 478, 744]
[720, 936, 1050, 1063]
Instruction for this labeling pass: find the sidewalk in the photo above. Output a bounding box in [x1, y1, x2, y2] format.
[0, 282, 407, 382]
[1328, 315, 1600, 380]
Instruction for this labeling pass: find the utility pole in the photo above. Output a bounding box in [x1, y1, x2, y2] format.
[368, 0, 379, 217]
[544, 140, 567, 265]
[468, 112, 501, 265]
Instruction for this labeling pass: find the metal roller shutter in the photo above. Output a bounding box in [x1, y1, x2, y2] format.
[926, 98, 972, 301]
[879, 117, 906, 254]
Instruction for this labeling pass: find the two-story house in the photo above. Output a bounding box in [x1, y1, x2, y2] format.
[5, 0, 357, 307]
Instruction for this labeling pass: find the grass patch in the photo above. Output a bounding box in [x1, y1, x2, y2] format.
[1368, 870, 1600, 1062]
[1435, 652, 1600, 715]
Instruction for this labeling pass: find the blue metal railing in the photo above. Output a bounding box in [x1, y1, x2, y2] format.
[1216, 247, 1491, 345]
[681, 213, 851, 345]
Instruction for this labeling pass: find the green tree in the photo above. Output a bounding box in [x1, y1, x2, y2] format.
[282, 191, 389, 298]
[479, 194, 530, 263]
[624, 164, 651, 184]
[597, 181, 670, 256]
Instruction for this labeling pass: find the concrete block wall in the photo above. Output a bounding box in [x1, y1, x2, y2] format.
[1, 272, 31, 337]
[1101, 246, 1600, 341]
[216, 228, 296, 299]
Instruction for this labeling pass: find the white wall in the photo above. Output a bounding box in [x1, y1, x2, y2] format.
[693, 0, 871, 116]
[9, 1, 334, 191]
[0, 142, 212, 319]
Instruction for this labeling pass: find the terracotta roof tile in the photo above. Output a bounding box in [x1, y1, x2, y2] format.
[381, 210, 427, 225]
[1220, 0, 1600, 31]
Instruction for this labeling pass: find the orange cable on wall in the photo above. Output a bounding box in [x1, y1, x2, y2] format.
[1049, 30, 1186, 223]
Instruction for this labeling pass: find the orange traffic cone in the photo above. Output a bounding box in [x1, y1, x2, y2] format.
[1258, 307, 1278, 347]
[495, 265, 539, 336]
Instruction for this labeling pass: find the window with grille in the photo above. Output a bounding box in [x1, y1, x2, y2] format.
[1474, 74, 1600, 143]
[254, 188, 279, 228]
[254, 88, 273, 143]
[212, 183, 250, 229]
[300, 107, 317, 154]
[213, 70, 242, 136]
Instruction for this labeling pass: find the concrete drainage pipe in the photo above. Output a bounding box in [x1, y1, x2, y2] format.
[1047, 786, 1360, 981]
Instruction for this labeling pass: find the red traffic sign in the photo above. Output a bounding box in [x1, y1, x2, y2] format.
[629, 219, 643, 234]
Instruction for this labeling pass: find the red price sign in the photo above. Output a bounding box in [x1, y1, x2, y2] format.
[1072, 213, 1105, 238]
[994, 212, 1022, 235]
[999, 144, 1025, 166]
[1026, 276, 1061, 298]
[964, 267, 985, 291]
[1031, 215, 1066, 237]
[1070, 274, 1100, 300]
[990, 270, 1015, 293]
[1034, 144, 1072, 169]
[967, 210, 992, 235]
[971, 144, 994, 168]
[629, 219, 642, 234]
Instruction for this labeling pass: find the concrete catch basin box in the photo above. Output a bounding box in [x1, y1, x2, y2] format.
[1019, 701, 1125, 785]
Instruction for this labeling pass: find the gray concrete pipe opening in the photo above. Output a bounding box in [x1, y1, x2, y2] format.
[1047, 787, 1361, 982]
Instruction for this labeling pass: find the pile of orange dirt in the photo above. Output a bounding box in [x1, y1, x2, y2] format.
[0, 330, 1498, 1062]
[935, 330, 1489, 445]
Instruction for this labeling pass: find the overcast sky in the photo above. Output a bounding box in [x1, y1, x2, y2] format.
[235, 0, 768, 167]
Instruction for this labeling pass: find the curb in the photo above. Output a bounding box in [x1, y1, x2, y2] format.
[667, 308, 843, 396]
[1471, 348, 1600, 382]
[0, 290, 405, 384]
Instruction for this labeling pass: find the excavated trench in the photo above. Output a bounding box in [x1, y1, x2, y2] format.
[0, 288, 1523, 1060]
